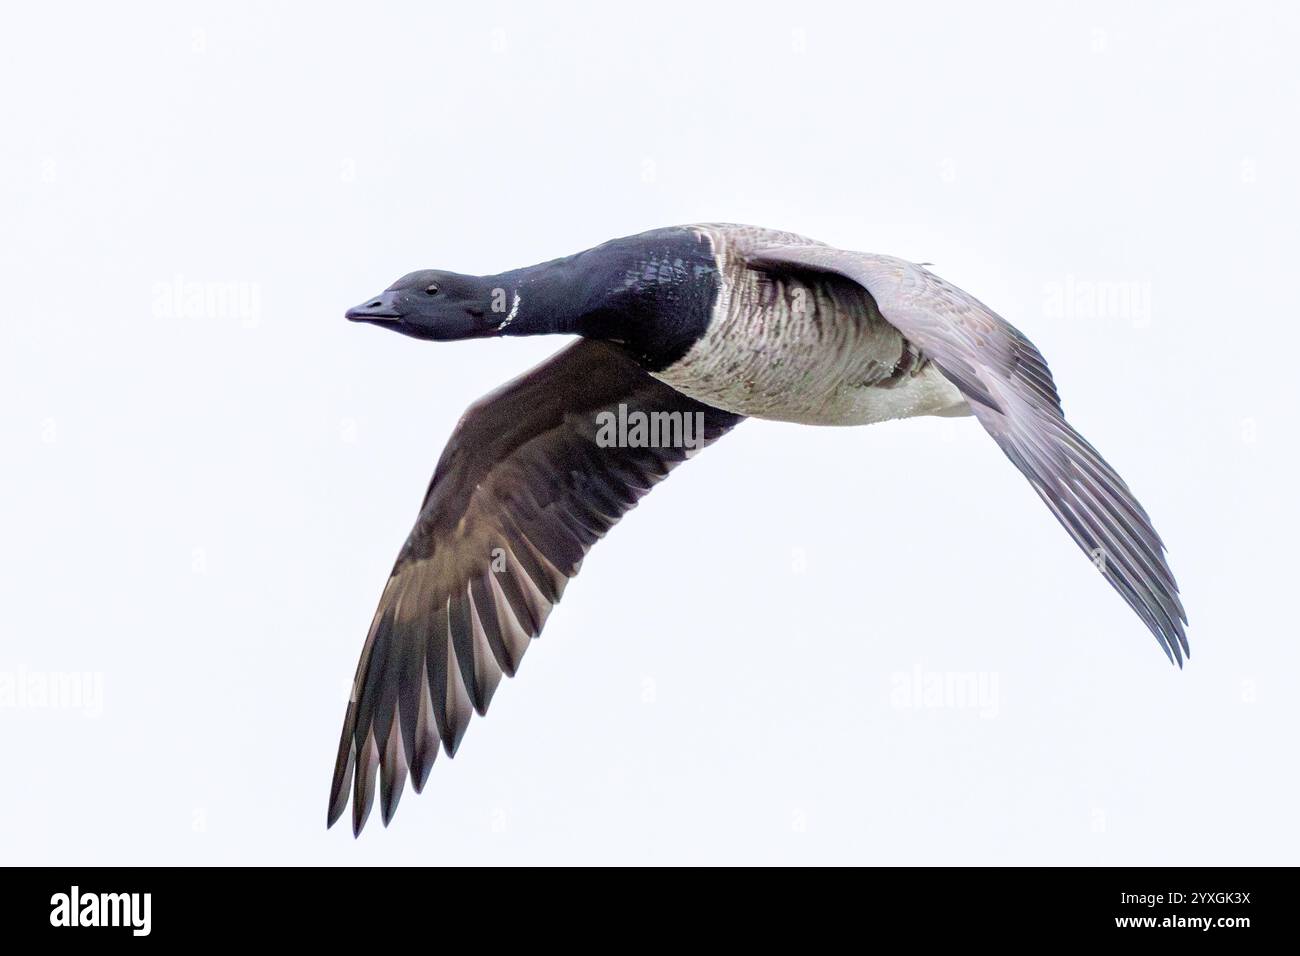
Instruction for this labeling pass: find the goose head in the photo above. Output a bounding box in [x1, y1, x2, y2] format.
[346, 269, 501, 341]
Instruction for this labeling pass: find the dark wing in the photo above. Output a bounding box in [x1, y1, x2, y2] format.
[329, 339, 743, 835]
[749, 245, 1188, 665]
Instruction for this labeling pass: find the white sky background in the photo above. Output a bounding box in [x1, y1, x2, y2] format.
[1, 0, 1297, 865]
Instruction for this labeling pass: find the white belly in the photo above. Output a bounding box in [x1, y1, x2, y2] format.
[654, 356, 968, 425]
[795, 364, 970, 425]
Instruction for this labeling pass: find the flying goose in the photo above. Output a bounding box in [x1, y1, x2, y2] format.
[332, 223, 1187, 835]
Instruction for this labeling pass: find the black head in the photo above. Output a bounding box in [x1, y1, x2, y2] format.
[344, 227, 721, 363]
[345, 269, 503, 341]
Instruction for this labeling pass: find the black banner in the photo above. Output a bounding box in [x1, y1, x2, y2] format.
[0, 867, 1284, 942]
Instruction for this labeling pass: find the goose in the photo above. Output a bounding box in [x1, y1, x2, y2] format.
[331, 223, 1187, 835]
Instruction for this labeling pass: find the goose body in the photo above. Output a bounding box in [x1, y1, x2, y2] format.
[651, 224, 968, 425]
[333, 223, 1188, 835]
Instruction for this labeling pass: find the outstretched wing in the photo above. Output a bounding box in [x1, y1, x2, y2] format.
[749, 245, 1188, 665]
[329, 339, 743, 835]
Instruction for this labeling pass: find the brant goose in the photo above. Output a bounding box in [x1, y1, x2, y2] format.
[331, 224, 1187, 834]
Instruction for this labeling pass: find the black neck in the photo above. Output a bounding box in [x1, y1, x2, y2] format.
[483, 227, 720, 369]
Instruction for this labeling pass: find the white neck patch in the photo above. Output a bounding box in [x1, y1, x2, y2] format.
[497, 292, 521, 331]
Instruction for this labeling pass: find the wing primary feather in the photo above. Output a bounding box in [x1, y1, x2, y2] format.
[352, 605, 396, 754]
[326, 703, 357, 829]
[493, 561, 544, 636]
[379, 711, 408, 827]
[426, 597, 474, 756]
[470, 574, 519, 677]
[453, 583, 503, 714]
[409, 668, 438, 793]
[352, 729, 380, 838]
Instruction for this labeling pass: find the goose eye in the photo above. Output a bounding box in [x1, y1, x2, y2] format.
[425, 283, 439, 295]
